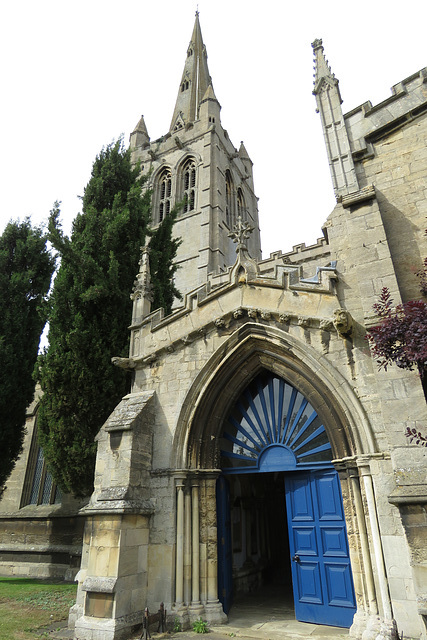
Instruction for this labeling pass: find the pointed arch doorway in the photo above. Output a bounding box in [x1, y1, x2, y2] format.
[217, 371, 356, 628]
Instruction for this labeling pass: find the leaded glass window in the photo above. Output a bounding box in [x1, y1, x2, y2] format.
[21, 417, 62, 507]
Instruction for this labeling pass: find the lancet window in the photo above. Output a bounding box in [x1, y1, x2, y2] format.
[237, 188, 246, 220]
[225, 170, 234, 226]
[181, 158, 196, 214]
[157, 168, 172, 223]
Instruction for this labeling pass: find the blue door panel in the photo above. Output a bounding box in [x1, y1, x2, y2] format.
[289, 476, 314, 521]
[286, 470, 356, 627]
[315, 474, 343, 520]
[325, 563, 356, 607]
[296, 562, 323, 604]
[320, 527, 348, 557]
[293, 527, 318, 555]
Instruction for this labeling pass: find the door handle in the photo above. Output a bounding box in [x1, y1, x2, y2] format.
[292, 554, 300, 563]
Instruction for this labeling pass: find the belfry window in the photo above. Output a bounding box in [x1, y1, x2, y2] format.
[181, 158, 196, 214]
[157, 168, 172, 223]
[21, 416, 62, 507]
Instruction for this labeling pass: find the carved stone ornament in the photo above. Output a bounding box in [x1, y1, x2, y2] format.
[247, 309, 257, 319]
[320, 319, 334, 331]
[333, 308, 353, 336]
[130, 246, 153, 303]
[298, 316, 309, 327]
[233, 308, 244, 319]
[279, 313, 291, 323]
[228, 215, 254, 251]
[214, 317, 226, 328]
[260, 311, 271, 320]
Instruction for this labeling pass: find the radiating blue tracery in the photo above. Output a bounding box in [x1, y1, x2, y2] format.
[220, 372, 333, 473]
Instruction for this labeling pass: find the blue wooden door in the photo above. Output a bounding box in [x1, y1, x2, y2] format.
[285, 469, 356, 627]
[216, 475, 233, 614]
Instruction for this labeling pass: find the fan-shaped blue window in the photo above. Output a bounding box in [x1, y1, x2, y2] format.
[220, 372, 333, 474]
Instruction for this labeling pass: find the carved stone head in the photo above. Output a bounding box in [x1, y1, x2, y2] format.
[333, 308, 353, 336]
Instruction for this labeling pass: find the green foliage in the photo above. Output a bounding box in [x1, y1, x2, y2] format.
[150, 205, 182, 315]
[192, 618, 209, 633]
[0, 219, 54, 494]
[36, 138, 180, 497]
[173, 616, 182, 632]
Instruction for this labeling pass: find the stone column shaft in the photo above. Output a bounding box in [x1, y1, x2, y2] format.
[350, 472, 378, 615]
[184, 489, 192, 605]
[175, 481, 185, 606]
[361, 470, 392, 620]
[206, 476, 219, 604]
[191, 484, 201, 605]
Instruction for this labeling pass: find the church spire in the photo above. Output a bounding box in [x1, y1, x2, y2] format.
[169, 12, 212, 132]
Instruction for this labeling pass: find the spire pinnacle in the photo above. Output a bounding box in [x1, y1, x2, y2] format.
[170, 13, 212, 132]
[312, 38, 340, 99]
[129, 114, 150, 149]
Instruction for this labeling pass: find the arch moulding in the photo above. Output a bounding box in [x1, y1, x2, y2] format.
[172, 323, 377, 470]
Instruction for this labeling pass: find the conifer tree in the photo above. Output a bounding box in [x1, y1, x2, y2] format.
[150, 207, 182, 315]
[37, 139, 180, 497]
[0, 219, 55, 494]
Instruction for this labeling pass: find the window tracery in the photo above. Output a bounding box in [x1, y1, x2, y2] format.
[156, 168, 172, 223]
[181, 158, 196, 214]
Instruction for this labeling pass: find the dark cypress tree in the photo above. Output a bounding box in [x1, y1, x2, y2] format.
[37, 139, 180, 497]
[0, 219, 55, 494]
[150, 207, 182, 315]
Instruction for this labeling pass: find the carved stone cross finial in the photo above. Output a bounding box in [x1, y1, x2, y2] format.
[228, 216, 254, 251]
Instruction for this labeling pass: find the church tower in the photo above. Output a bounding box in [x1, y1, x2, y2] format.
[130, 12, 261, 298]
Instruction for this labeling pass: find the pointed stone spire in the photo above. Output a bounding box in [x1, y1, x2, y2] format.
[238, 141, 254, 189]
[311, 39, 359, 197]
[200, 83, 220, 106]
[130, 115, 150, 149]
[169, 12, 212, 132]
[199, 82, 221, 127]
[238, 141, 250, 161]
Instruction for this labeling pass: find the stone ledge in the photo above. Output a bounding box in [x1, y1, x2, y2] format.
[82, 577, 117, 593]
[388, 485, 427, 505]
[341, 185, 376, 209]
[81, 499, 155, 516]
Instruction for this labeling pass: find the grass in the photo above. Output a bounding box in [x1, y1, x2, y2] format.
[0, 577, 77, 640]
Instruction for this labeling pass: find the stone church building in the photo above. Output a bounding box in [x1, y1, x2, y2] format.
[1, 14, 426, 640]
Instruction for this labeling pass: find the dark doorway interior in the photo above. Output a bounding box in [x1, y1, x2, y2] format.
[226, 472, 294, 611]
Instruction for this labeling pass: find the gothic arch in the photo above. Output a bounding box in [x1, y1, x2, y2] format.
[176, 155, 197, 214]
[171, 324, 377, 470]
[152, 165, 172, 224]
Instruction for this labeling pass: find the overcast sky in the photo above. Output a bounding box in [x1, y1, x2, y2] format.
[1, 0, 426, 258]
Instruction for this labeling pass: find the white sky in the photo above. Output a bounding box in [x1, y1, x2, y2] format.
[1, 0, 426, 258]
